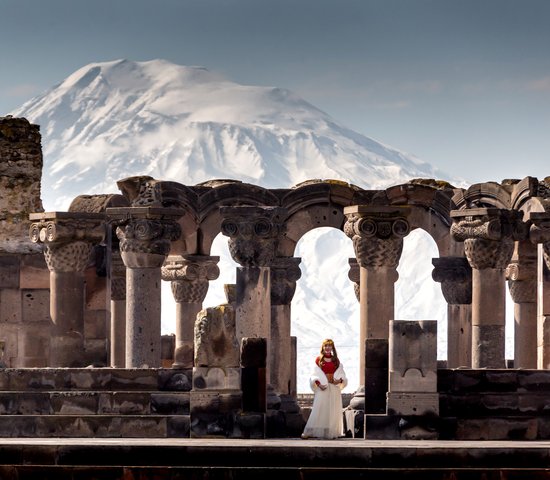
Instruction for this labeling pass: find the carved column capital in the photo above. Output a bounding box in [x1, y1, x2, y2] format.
[506, 259, 537, 304]
[450, 208, 526, 270]
[107, 207, 183, 268]
[161, 255, 220, 304]
[343, 205, 410, 269]
[219, 206, 287, 267]
[29, 212, 105, 272]
[432, 256, 472, 305]
[270, 257, 302, 306]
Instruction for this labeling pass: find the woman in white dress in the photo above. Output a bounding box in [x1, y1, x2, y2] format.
[301, 338, 347, 439]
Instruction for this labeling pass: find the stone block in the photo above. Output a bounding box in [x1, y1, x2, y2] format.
[83, 339, 108, 366]
[241, 366, 266, 413]
[236, 412, 265, 439]
[0, 324, 19, 367]
[21, 289, 50, 324]
[456, 417, 538, 440]
[389, 368, 438, 393]
[167, 415, 190, 437]
[365, 338, 388, 368]
[51, 392, 99, 415]
[68, 370, 111, 390]
[364, 414, 400, 439]
[364, 367, 388, 414]
[0, 289, 22, 323]
[194, 304, 239, 368]
[389, 320, 437, 389]
[386, 392, 439, 416]
[344, 408, 364, 438]
[158, 369, 192, 391]
[0, 255, 20, 288]
[98, 392, 149, 414]
[84, 309, 108, 339]
[0, 392, 50, 415]
[241, 337, 267, 368]
[192, 366, 240, 390]
[84, 273, 107, 311]
[151, 393, 190, 415]
[110, 369, 157, 390]
[190, 391, 221, 414]
[7, 368, 63, 390]
[19, 254, 49, 289]
[17, 324, 49, 359]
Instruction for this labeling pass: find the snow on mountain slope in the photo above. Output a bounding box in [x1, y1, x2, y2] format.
[12, 59, 452, 392]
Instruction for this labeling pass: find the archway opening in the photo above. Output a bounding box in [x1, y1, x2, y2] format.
[395, 228, 447, 360]
[292, 227, 358, 393]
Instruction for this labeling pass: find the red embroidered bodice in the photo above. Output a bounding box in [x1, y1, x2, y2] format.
[315, 356, 337, 374]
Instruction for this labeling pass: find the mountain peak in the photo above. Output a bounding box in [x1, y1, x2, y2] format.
[11, 58, 446, 211]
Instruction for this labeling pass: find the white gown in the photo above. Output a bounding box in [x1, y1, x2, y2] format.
[302, 361, 347, 439]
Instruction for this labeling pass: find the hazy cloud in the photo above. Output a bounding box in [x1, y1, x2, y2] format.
[526, 76, 550, 92]
[6, 83, 41, 98]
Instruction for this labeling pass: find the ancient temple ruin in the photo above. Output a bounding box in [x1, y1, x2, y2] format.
[2, 115, 550, 440]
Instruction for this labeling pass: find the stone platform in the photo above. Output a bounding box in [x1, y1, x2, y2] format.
[0, 438, 550, 479]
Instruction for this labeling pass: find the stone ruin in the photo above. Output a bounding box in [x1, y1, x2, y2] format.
[2, 115, 550, 439]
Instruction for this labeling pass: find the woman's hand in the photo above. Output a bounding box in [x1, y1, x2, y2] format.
[318, 383, 328, 390]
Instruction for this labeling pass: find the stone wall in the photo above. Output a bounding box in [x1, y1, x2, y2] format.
[0, 116, 51, 366]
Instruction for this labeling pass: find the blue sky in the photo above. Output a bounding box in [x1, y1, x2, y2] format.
[1, 0, 550, 184]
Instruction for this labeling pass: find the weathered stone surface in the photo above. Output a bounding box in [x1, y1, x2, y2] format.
[386, 392, 439, 416]
[0, 117, 43, 254]
[194, 304, 239, 368]
[192, 367, 240, 391]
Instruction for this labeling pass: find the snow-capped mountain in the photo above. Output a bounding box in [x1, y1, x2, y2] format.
[12, 59, 452, 392]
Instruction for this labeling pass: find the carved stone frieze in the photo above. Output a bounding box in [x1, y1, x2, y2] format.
[343, 205, 410, 269]
[161, 255, 220, 304]
[219, 206, 287, 267]
[432, 257, 472, 305]
[450, 208, 526, 270]
[270, 256, 302, 305]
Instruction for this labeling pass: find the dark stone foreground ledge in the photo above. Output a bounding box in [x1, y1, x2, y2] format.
[1, 438, 550, 479]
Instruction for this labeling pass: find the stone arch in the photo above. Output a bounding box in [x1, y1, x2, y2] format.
[278, 180, 366, 257]
[383, 181, 457, 257]
[195, 180, 280, 255]
[452, 181, 513, 210]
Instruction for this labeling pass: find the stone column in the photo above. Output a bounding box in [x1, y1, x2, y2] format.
[109, 249, 126, 367]
[344, 205, 410, 413]
[220, 206, 287, 405]
[270, 256, 301, 399]
[432, 257, 472, 368]
[451, 208, 525, 368]
[528, 212, 550, 368]
[29, 212, 105, 367]
[161, 254, 220, 368]
[506, 242, 537, 368]
[107, 207, 183, 368]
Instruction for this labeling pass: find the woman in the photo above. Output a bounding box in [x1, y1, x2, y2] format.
[301, 338, 347, 439]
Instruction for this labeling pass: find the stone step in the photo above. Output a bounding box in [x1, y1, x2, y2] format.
[0, 391, 189, 415]
[451, 416, 550, 440]
[0, 414, 190, 438]
[438, 369, 550, 393]
[440, 392, 550, 417]
[0, 368, 192, 392]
